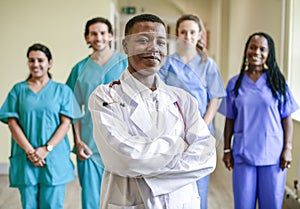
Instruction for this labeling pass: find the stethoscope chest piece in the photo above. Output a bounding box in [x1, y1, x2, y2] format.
[102, 80, 125, 107]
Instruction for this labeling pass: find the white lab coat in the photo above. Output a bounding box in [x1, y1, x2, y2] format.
[89, 69, 216, 209]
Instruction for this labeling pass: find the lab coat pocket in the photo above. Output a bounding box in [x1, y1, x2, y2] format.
[169, 182, 200, 207]
[108, 203, 145, 209]
[182, 196, 201, 209]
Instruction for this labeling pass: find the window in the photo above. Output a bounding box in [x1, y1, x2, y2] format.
[286, 0, 300, 120]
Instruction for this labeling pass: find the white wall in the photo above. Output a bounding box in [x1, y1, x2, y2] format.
[117, 0, 215, 50]
[226, 0, 284, 80]
[0, 0, 112, 170]
[287, 121, 300, 190]
[289, 0, 300, 104]
[286, 0, 300, 190]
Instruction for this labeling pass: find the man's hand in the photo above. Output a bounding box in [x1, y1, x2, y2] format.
[76, 141, 93, 161]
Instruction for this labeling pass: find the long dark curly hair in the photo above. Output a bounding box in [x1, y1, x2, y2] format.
[233, 32, 286, 102]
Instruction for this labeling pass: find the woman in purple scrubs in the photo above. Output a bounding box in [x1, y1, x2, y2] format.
[219, 32, 299, 209]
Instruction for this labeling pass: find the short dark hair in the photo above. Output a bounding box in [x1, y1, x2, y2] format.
[124, 14, 165, 36]
[84, 17, 113, 37]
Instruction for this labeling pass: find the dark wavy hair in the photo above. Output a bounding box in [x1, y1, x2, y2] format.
[84, 17, 113, 36]
[233, 32, 286, 102]
[26, 43, 52, 80]
[84, 17, 113, 48]
[176, 14, 207, 62]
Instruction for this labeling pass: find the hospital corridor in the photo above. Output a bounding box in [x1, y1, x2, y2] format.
[1, 0, 300, 209]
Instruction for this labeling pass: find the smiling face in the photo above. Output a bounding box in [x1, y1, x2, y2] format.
[85, 22, 113, 52]
[123, 21, 167, 77]
[246, 35, 269, 70]
[27, 50, 52, 79]
[177, 20, 201, 49]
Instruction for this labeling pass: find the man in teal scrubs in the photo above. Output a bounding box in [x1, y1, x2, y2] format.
[66, 17, 127, 209]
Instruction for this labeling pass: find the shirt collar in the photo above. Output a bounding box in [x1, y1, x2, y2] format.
[121, 69, 178, 103]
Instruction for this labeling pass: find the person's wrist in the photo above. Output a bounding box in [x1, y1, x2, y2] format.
[75, 139, 82, 146]
[46, 144, 54, 152]
[25, 148, 34, 155]
[224, 148, 231, 154]
[284, 144, 292, 150]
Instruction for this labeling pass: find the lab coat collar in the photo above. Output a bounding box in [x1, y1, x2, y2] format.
[120, 69, 180, 135]
[120, 69, 178, 104]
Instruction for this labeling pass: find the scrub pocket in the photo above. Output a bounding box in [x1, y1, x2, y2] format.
[9, 154, 37, 187]
[108, 204, 145, 209]
[44, 152, 74, 185]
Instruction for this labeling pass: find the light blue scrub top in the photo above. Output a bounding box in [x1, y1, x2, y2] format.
[66, 52, 128, 166]
[0, 80, 82, 187]
[159, 53, 226, 134]
[219, 73, 299, 165]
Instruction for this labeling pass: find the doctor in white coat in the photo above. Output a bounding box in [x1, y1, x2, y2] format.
[89, 14, 216, 209]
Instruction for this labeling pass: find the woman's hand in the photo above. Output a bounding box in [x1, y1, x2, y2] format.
[223, 152, 233, 171]
[27, 149, 46, 167]
[280, 148, 292, 170]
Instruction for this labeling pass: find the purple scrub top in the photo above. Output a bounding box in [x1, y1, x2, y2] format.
[219, 72, 299, 165]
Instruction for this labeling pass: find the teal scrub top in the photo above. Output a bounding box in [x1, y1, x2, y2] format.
[66, 52, 128, 166]
[0, 80, 82, 187]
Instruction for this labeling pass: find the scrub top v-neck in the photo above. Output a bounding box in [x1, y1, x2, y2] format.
[0, 80, 82, 186]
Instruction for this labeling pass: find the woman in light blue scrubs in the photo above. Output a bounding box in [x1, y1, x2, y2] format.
[0, 43, 82, 209]
[158, 14, 226, 209]
[219, 32, 299, 209]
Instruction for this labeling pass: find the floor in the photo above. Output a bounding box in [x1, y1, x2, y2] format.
[0, 145, 291, 209]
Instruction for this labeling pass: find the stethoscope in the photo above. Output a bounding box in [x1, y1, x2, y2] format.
[102, 80, 186, 130]
[102, 80, 125, 107]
